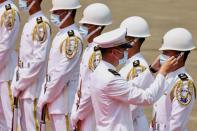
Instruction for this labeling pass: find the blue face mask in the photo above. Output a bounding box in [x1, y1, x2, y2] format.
[159, 54, 170, 65]
[19, 0, 28, 11]
[79, 26, 89, 38]
[50, 11, 72, 27]
[50, 14, 60, 26]
[119, 50, 128, 65]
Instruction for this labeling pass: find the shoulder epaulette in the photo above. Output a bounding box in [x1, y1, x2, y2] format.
[67, 30, 75, 37]
[108, 69, 120, 76]
[94, 45, 100, 51]
[5, 4, 11, 10]
[133, 60, 140, 67]
[36, 17, 43, 24]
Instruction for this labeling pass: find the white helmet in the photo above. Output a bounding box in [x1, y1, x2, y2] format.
[120, 16, 151, 38]
[79, 3, 112, 26]
[159, 28, 196, 51]
[50, 0, 81, 11]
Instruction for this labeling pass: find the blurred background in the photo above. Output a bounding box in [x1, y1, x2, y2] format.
[14, 0, 197, 130]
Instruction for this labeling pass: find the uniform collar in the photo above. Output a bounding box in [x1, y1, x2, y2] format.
[102, 60, 116, 71]
[28, 11, 43, 21]
[59, 24, 77, 32]
[167, 66, 186, 78]
[127, 52, 143, 64]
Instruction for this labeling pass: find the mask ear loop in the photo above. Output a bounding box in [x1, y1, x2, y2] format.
[58, 11, 72, 27]
[86, 26, 102, 40]
[28, 0, 36, 11]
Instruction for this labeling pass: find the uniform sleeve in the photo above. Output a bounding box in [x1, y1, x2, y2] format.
[132, 69, 155, 90]
[107, 71, 167, 106]
[169, 92, 195, 130]
[0, 11, 20, 71]
[43, 41, 83, 103]
[130, 69, 155, 111]
[15, 24, 51, 91]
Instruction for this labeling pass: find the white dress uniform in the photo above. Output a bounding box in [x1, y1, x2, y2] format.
[0, 1, 19, 130]
[11, 11, 51, 131]
[91, 60, 168, 131]
[90, 28, 168, 131]
[71, 42, 100, 131]
[38, 24, 83, 131]
[150, 67, 196, 131]
[119, 53, 154, 131]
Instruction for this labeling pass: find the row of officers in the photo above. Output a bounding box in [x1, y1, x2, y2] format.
[0, 0, 196, 131]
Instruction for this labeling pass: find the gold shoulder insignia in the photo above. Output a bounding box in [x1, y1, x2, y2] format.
[170, 73, 196, 106]
[108, 69, 120, 76]
[32, 17, 48, 43]
[88, 45, 102, 71]
[59, 30, 82, 59]
[126, 60, 146, 80]
[1, 4, 15, 30]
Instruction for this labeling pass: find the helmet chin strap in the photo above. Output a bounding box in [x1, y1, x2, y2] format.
[28, 0, 36, 11]
[58, 11, 72, 27]
[86, 26, 102, 41]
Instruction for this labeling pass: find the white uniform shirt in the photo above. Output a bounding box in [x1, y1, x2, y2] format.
[119, 53, 154, 119]
[152, 67, 196, 131]
[90, 60, 167, 131]
[41, 24, 83, 114]
[12, 11, 51, 100]
[0, 1, 19, 82]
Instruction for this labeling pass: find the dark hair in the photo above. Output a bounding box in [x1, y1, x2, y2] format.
[138, 38, 145, 44]
[71, 9, 77, 18]
[100, 26, 105, 32]
[183, 51, 190, 62]
[100, 48, 110, 55]
[37, 0, 42, 4]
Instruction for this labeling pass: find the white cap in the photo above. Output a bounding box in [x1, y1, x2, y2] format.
[50, 0, 81, 11]
[93, 28, 132, 48]
[159, 28, 196, 51]
[79, 3, 112, 26]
